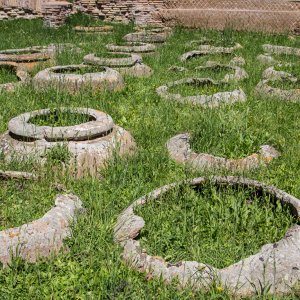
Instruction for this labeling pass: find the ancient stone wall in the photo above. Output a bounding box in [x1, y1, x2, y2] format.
[0, 0, 42, 20]
[74, 0, 165, 25]
[1, 0, 299, 34]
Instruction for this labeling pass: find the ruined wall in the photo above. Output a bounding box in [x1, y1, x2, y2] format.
[74, 0, 165, 25]
[0, 0, 42, 20]
[0, 0, 74, 27]
[0, 0, 165, 26]
[1, 0, 299, 34]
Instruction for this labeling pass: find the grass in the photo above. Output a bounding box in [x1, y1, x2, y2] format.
[189, 38, 237, 47]
[168, 81, 236, 96]
[0, 12, 300, 299]
[269, 78, 300, 90]
[92, 52, 132, 58]
[136, 184, 296, 269]
[270, 64, 300, 89]
[52, 66, 106, 75]
[0, 178, 56, 230]
[29, 110, 93, 127]
[0, 65, 18, 84]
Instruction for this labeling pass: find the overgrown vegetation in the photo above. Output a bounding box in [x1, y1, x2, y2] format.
[136, 184, 296, 269]
[30, 110, 93, 127]
[0, 65, 18, 84]
[0, 12, 299, 299]
[52, 66, 106, 75]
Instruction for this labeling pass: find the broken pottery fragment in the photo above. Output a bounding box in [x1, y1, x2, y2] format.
[0, 171, 83, 266]
[0, 193, 83, 266]
[166, 133, 279, 172]
[114, 176, 300, 296]
[256, 67, 300, 102]
[180, 43, 242, 62]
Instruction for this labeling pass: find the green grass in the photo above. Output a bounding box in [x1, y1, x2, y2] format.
[185, 53, 236, 68]
[168, 81, 236, 96]
[0, 65, 18, 84]
[0, 14, 300, 299]
[52, 65, 106, 75]
[0, 178, 57, 230]
[269, 78, 300, 90]
[190, 38, 237, 47]
[171, 64, 237, 81]
[29, 110, 93, 127]
[270, 64, 300, 89]
[92, 52, 131, 58]
[136, 184, 296, 269]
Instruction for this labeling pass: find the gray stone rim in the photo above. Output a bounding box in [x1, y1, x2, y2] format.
[0, 190, 83, 266]
[32, 64, 124, 93]
[83, 53, 142, 67]
[73, 25, 113, 33]
[194, 64, 248, 83]
[134, 25, 172, 34]
[256, 67, 300, 102]
[8, 107, 114, 142]
[156, 77, 247, 108]
[262, 44, 300, 57]
[166, 133, 280, 172]
[105, 42, 156, 54]
[114, 176, 300, 296]
[123, 32, 167, 43]
[0, 47, 52, 62]
[181, 49, 238, 62]
[0, 170, 82, 266]
[0, 170, 37, 180]
[197, 43, 242, 53]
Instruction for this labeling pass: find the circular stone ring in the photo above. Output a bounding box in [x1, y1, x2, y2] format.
[105, 43, 156, 54]
[262, 44, 300, 57]
[256, 67, 300, 102]
[156, 77, 247, 108]
[8, 108, 114, 142]
[0, 47, 52, 62]
[33, 64, 124, 93]
[84, 53, 142, 68]
[123, 32, 167, 43]
[114, 176, 300, 296]
[167, 133, 279, 172]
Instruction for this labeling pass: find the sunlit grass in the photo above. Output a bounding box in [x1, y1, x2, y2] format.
[0, 13, 299, 299]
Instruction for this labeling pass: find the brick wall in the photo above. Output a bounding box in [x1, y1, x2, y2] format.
[1, 0, 299, 34]
[0, 0, 42, 20]
[74, 0, 165, 25]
